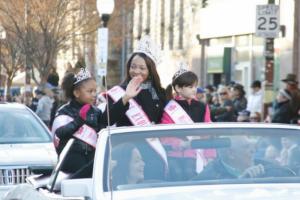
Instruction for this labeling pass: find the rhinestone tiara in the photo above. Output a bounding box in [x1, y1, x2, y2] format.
[74, 68, 92, 85]
[173, 61, 189, 81]
[134, 35, 162, 66]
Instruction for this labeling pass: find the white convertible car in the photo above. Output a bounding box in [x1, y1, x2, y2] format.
[3, 123, 300, 200]
[0, 103, 57, 199]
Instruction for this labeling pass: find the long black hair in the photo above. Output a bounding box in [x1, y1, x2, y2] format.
[123, 52, 165, 99]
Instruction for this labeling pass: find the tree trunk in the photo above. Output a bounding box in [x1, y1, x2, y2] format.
[5, 77, 12, 101]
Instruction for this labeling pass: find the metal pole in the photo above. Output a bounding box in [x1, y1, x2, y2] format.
[263, 0, 275, 119]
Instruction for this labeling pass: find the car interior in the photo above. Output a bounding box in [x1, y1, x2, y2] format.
[106, 128, 300, 191]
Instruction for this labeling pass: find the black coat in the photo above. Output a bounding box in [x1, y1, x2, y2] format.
[175, 99, 206, 122]
[107, 84, 167, 180]
[271, 101, 293, 124]
[54, 99, 128, 175]
[108, 84, 166, 126]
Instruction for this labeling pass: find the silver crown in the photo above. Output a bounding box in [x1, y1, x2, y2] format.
[173, 61, 189, 80]
[134, 35, 162, 65]
[74, 68, 92, 85]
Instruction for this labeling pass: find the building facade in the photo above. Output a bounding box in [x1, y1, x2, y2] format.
[130, 0, 296, 99]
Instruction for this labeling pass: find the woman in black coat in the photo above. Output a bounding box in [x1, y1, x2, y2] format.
[106, 36, 167, 181]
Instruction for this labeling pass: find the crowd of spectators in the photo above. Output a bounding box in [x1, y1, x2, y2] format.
[196, 73, 300, 125]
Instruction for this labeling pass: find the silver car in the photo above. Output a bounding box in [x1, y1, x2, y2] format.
[3, 123, 300, 200]
[0, 103, 57, 198]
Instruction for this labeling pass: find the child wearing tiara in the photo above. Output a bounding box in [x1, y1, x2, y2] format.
[161, 68, 213, 181]
[52, 68, 142, 178]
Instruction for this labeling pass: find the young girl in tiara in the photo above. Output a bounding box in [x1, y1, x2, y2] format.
[160, 67, 213, 181]
[52, 68, 142, 178]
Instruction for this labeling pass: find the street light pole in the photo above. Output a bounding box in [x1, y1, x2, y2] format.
[96, 0, 114, 91]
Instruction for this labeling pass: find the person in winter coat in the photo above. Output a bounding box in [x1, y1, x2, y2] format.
[161, 68, 213, 181]
[271, 89, 293, 124]
[36, 87, 54, 127]
[211, 86, 235, 122]
[232, 84, 247, 118]
[104, 36, 167, 181]
[52, 68, 142, 178]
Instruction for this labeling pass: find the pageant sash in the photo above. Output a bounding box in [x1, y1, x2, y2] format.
[52, 115, 98, 148]
[107, 86, 152, 126]
[164, 100, 210, 172]
[107, 85, 168, 167]
[164, 100, 193, 124]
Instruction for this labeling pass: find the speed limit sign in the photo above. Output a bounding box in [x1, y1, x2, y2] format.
[255, 4, 280, 38]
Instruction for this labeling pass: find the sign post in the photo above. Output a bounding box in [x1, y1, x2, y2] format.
[255, 1, 279, 119]
[255, 4, 280, 38]
[96, 28, 108, 77]
[96, 27, 108, 90]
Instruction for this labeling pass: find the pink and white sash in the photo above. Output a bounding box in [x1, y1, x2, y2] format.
[107, 86, 168, 168]
[107, 86, 151, 126]
[164, 100, 210, 173]
[52, 115, 98, 148]
[164, 100, 193, 124]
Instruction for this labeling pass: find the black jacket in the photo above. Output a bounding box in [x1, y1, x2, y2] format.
[175, 99, 206, 122]
[55, 99, 128, 152]
[54, 99, 128, 174]
[108, 84, 166, 126]
[272, 101, 293, 124]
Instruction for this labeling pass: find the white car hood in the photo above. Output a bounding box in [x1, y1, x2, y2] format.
[111, 183, 300, 200]
[0, 143, 57, 166]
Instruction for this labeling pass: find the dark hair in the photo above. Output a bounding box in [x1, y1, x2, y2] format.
[123, 52, 165, 96]
[251, 80, 261, 88]
[233, 83, 245, 97]
[61, 72, 93, 100]
[166, 71, 198, 100]
[111, 143, 137, 189]
[205, 85, 214, 93]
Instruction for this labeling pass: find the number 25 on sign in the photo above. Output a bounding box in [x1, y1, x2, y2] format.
[255, 4, 280, 38]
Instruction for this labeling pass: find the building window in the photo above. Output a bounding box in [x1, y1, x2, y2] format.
[169, 0, 175, 50]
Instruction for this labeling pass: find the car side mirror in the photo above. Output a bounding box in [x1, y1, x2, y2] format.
[61, 178, 92, 198]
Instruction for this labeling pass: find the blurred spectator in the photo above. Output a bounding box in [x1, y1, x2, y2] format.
[36, 87, 54, 127]
[49, 88, 64, 129]
[247, 80, 263, 120]
[232, 84, 247, 118]
[211, 86, 235, 122]
[279, 137, 298, 166]
[196, 87, 206, 103]
[97, 92, 107, 112]
[30, 89, 43, 112]
[47, 67, 59, 88]
[264, 145, 280, 164]
[281, 74, 300, 124]
[237, 110, 250, 122]
[271, 89, 293, 124]
[205, 85, 215, 105]
[249, 112, 261, 122]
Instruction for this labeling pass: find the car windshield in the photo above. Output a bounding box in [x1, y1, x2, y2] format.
[106, 127, 300, 191]
[0, 108, 51, 144]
